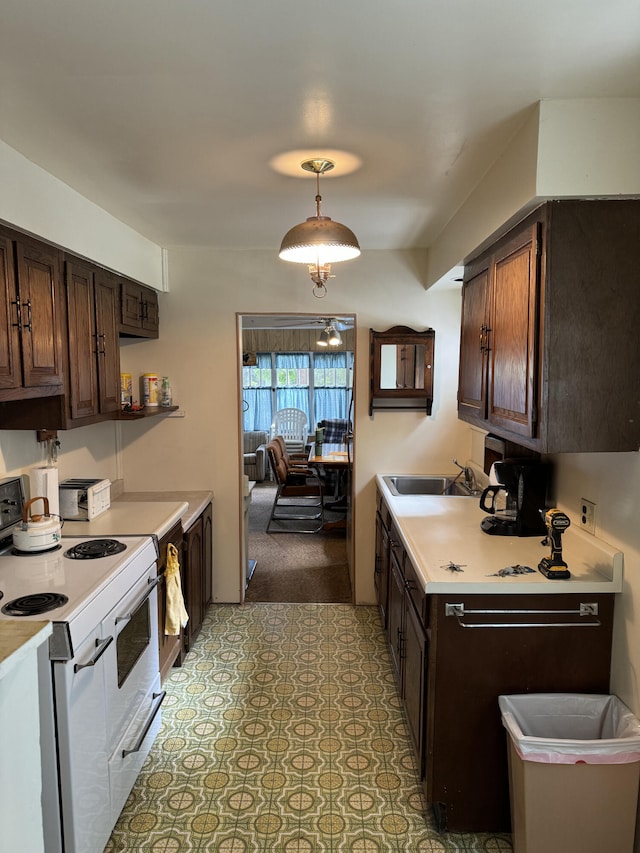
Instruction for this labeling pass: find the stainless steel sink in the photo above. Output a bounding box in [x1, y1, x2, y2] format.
[382, 475, 477, 497]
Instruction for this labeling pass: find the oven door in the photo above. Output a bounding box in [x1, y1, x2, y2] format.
[101, 563, 161, 753]
[54, 625, 111, 853]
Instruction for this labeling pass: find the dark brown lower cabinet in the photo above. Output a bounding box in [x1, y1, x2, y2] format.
[202, 502, 213, 607]
[374, 498, 391, 628]
[426, 592, 614, 833]
[157, 520, 185, 683]
[386, 536, 428, 774]
[182, 502, 213, 652]
[376, 491, 615, 835]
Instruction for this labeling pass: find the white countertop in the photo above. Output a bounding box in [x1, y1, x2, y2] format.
[62, 491, 212, 540]
[0, 621, 51, 679]
[376, 475, 623, 595]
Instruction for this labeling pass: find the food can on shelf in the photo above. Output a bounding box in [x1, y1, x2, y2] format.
[141, 373, 159, 407]
[120, 373, 132, 407]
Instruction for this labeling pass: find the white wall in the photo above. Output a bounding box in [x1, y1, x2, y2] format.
[427, 98, 640, 286]
[548, 453, 640, 711]
[536, 99, 640, 196]
[0, 422, 121, 487]
[0, 140, 164, 288]
[118, 248, 469, 603]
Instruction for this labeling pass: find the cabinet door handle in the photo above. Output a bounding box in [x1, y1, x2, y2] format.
[11, 298, 21, 328]
[479, 324, 492, 353]
[445, 601, 601, 628]
[22, 299, 32, 332]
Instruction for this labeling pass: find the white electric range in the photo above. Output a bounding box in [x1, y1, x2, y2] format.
[0, 532, 163, 853]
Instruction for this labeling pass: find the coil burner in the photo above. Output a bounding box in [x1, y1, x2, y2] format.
[2, 592, 69, 616]
[65, 538, 127, 560]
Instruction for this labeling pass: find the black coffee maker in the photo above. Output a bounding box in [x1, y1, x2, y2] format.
[479, 458, 550, 536]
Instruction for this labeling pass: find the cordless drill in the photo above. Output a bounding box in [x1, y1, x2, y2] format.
[538, 508, 571, 579]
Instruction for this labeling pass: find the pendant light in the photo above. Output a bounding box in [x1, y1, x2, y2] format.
[279, 158, 360, 298]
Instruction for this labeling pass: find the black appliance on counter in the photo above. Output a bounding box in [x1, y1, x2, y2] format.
[479, 458, 550, 536]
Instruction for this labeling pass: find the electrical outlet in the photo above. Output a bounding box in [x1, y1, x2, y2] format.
[580, 498, 596, 535]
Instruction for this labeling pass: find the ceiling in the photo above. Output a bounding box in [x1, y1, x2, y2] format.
[0, 1, 638, 255]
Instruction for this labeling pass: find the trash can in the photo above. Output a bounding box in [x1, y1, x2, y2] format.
[499, 694, 640, 853]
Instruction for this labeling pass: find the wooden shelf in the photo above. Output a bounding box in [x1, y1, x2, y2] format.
[114, 405, 178, 420]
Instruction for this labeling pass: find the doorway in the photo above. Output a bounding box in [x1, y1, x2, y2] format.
[238, 313, 356, 603]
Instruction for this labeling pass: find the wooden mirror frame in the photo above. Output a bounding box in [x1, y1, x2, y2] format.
[369, 326, 435, 415]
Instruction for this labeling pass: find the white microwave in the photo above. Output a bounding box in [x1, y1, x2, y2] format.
[59, 478, 111, 521]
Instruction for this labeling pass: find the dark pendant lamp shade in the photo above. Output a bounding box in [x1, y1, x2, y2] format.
[279, 216, 360, 265]
[279, 158, 360, 297]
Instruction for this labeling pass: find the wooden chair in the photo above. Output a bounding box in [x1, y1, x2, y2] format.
[265, 438, 324, 533]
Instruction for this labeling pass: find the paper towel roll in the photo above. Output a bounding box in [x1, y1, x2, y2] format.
[30, 467, 60, 517]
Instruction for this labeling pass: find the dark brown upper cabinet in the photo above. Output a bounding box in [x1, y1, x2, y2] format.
[0, 228, 64, 403]
[119, 280, 159, 338]
[369, 326, 435, 415]
[65, 257, 121, 423]
[458, 199, 640, 452]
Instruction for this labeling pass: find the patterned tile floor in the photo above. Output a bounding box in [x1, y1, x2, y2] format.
[106, 604, 513, 852]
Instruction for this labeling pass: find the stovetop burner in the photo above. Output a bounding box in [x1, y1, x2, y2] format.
[65, 538, 127, 560]
[2, 592, 69, 616]
[11, 544, 62, 557]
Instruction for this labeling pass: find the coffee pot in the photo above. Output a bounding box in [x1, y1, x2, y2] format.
[479, 459, 550, 537]
[479, 483, 517, 517]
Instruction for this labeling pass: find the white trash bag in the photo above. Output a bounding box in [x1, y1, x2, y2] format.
[499, 693, 640, 765]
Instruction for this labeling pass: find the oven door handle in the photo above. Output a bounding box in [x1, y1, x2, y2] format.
[74, 635, 114, 673]
[122, 691, 167, 758]
[115, 575, 162, 625]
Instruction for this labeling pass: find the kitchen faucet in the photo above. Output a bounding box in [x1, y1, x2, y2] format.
[453, 458, 477, 493]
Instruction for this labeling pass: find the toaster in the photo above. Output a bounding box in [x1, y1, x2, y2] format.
[59, 478, 111, 521]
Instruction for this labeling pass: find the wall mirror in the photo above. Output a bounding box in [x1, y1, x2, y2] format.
[369, 326, 435, 415]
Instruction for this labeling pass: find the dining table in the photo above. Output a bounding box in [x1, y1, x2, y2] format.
[307, 444, 350, 530]
[307, 443, 350, 468]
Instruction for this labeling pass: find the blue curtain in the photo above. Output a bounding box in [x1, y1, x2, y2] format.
[243, 351, 352, 432]
[243, 353, 272, 432]
[314, 351, 350, 422]
[275, 353, 310, 424]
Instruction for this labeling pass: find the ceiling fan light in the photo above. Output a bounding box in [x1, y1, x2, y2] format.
[317, 328, 331, 346]
[327, 326, 342, 346]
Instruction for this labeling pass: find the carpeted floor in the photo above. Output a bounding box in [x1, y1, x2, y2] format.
[245, 482, 352, 604]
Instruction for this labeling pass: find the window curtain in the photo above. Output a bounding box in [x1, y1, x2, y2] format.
[275, 353, 310, 424]
[242, 352, 272, 432]
[314, 351, 350, 421]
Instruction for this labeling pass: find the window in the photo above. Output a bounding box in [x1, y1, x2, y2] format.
[242, 351, 353, 433]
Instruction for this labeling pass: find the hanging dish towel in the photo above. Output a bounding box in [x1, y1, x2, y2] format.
[165, 542, 189, 635]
